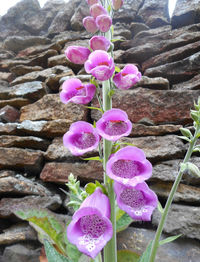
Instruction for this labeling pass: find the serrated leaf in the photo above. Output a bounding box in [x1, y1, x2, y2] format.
[44, 240, 70, 262]
[159, 234, 182, 246]
[177, 136, 191, 142]
[116, 212, 133, 233]
[15, 208, 66, 255]
[82, 156, 102, 162]
[138, 241, 153, 262]
[117, 250, 140, 262]
[157, 201, 164, 214]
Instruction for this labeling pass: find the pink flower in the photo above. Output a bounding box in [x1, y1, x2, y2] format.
[96, 14, 112, 33]
[60, 78, 96, 105]
[106, 146, 152, 186]
[83, 16, 98, 33]
[85, 50, 115, 81]
[65, 46, 91, 65]
[63, 121, 100, 156]
[96, 109, 132, 141]
[114, 181, 158, 221]
[67, 188, 113, 258]
[112, 0, 123, 10]
[90, 3, 107, 18]
[86, 0, 99, 5]
[89, 36, 111, 51]
[113, 64, 142, 90]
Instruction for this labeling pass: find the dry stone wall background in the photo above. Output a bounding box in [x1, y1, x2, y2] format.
[0, 0, 200, 261]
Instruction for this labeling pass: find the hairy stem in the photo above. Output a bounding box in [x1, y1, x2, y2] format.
[148, 126, 200, 262]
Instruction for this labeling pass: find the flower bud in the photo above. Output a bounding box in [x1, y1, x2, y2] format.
[112, 0, 123, 10]
[96, 14, 112, 33]
[89, 35, 111, 51]
[65, 46, 91, 64]
[83, 16, 98, 33]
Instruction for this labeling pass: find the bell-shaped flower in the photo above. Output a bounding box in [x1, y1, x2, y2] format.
[83, 16, 99, 33]
[60, 78, 96, 105]
[96, 109, 132, 141]
[90, 3, 107, 18]
[96, 14, 112, 33]
[67, 188, 113, 259]
[106, 146, 152, 186]
[86, 0, 99, 5]
[114, 181, 158, 221]
[65, 46, 91, 65]
[113, 64, 142, 90]
[89, 36, 111, 51]
[63, 121, 100, 156]
[85, 50, 115, 81]
[112, 0, 123, 10]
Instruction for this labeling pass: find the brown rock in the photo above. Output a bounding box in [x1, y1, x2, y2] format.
[0, 135, 50, 151]
[52, 30, 89, 46]
[11, 65, 72, 86]
[92, 88, 200, 125]
[130, 22, 150, 37]
[17, 119, 71, 138]
[136, 76, 169, 90]
[0, 105, 19, 123]
[0, 123, 18, 135]
[0, 72, 14, 82]
[0, 148, 43, 174]
[70, 0, 89, 31]
[20, 94, 88, 122]
[144, 51, 200, 84]
[0, 224, 37, 245]
[172, 74, 200, 90]
[138, 0, 169, 28]
[0, 195, 62, 218]
[0, 98, 30, 109]
[10, 65, 43, 76]
[48, 54, 83, 72]
[121, 135, 186, 162]
[150, 181, 200, 203]
[0, 174, 51, 196]
[0, 170, 15, 178]
[40, 161, 103, 184]
[130, 124, 182, 137]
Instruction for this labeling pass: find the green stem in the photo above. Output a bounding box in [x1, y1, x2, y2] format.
[94, 252, 103, 262]
[148, 127, 200, 262]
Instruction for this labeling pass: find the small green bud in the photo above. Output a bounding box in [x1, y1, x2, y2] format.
[179, 128, 193, 138]
[190, 110, 199, 122]
[184, 162, 200, 178]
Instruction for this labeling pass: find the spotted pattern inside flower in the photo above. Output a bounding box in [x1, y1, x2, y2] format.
[71, 132, 97, 149]
[103, 120, 128, 136]
[111, 159, 143, 178]
[78, 234, 103, 252]
[120, 188, 146, 209]
[80, 214, 107, 238]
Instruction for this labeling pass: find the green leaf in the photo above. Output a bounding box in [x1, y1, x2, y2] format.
[82, 156, 102, 162]
[157, 201, 164, 214]
[85, 106, 103, 113]
[117, 250, 140, 262]
[15, 208, 66, 255]
[90, 77, 98, 87]
[111, 38, 125, 42]
[177, 136, 191, 142]
[116, 212, 133, 233]
[116, 207, 125, 221]
[159, 234, 182, 246]
[64, 229, 82, 262]
[190, 110, 199, 122]
[95, 180, 107, 195]
[108, 89, 115, 98]
[44, 239, 70, 262]
[180, 128, 193, 138]
[115, 66, 121, 72]
[115, 142, 136, 147]
[138, 241, 153, 262]
[185, 162, 200, 177]
[78, 254, 91, 262]
[107, 4, 111, 12]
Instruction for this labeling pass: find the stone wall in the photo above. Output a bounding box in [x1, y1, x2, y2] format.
[0, 0, 200, 261]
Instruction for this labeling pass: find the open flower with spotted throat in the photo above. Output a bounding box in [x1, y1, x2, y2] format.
[106, 146, 152, 186]
[67, 188, 113, 258]
[96, 108, 132, 141]
[85, 50, 115, 81]
[63, 121, 100, 156]
[60, 78, 96, 105]
[113, 64, 142, 90]
[114, 181, 158, 221]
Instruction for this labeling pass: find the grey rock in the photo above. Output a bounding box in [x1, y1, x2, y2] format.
[152, 204, 200, 240]
[172, 74, 200, 90]
[10, 65, 43, 76]
[3, 36, 51, 53]
[118, 227, 200, 262]
[70, 0, 89, 31]
[136, 76, 170, 90]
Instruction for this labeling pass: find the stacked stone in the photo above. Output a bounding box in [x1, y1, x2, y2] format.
[0, 0, 200, 261]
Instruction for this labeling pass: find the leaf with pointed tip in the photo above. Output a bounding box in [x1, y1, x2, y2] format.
[82, 156, 102, 162]
[157, 201, 164, 214]
[116, 212, 133, 233]
[117, 250, 140, 262]
[138, 241, 153, 262]
[159, 234, 182, 246]
[44, 240, 70, 262]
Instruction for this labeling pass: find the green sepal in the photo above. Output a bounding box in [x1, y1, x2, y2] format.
[159, 234, 182, 246]
[190, 110, 199, 122]
[179, 127, 193, 138]
[115, 66, 121, 72]
[108, 89, 115, 98]
[85, 181, 107, 195]
[44, 240, 70, 262]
